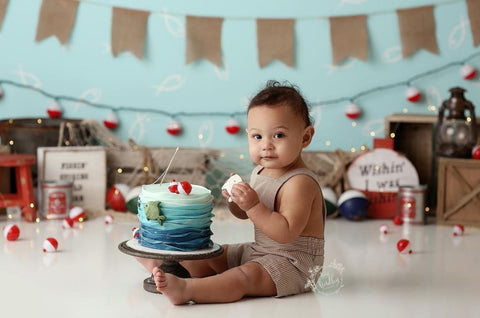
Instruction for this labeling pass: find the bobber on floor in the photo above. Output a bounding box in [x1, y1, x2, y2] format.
[321, 187, 338, 216]
[337, 190, 368, 221]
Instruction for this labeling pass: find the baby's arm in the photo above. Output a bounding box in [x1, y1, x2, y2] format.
[231, 176, 316, 243]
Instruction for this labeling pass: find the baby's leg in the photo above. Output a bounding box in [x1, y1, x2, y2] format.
[136, 257, 162, 273]
[153, 262, 276, 305]
[137, 245, 229, 277]
[181, 245, 229, 277]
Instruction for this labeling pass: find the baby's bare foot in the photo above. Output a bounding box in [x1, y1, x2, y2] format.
[153, 267, 190, 305]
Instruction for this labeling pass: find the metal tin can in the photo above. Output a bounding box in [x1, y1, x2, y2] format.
[397, 185, 427, 225]
[40, 180, 73, 220]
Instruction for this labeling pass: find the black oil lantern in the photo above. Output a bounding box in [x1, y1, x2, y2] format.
[435, 87, 477, 158]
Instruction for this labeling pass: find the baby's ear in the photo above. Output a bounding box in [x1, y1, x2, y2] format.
[302, 126, 314, 148]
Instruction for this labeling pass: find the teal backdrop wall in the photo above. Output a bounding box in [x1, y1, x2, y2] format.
[1, 0, 480, 151]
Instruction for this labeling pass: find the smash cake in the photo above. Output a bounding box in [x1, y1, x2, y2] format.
[136, 182, 215, 252]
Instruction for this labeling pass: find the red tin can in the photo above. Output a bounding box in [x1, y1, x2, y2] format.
[40, 180, 73, 220]
[397, 185, 427, 225]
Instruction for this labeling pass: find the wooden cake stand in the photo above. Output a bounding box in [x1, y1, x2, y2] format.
[118, 239, 224, 293]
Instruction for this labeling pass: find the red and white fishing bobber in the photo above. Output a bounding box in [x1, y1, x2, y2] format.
[104, 214, 114, 225]
[405, 86, 421, 102]
[225, 118, 241, 135]
[3, 224, 20, 241]
[69, 206, 86, 223]
[472, 145, 480, 160]
[47, 101, 63, 118]
[43, 237, 58, 253]
[132, 227, 139, 239]
[166, 119, 182, 136]
[103, 112, 119, 129]
[62, 217, 74, 229]
[345, 102, 361, 119]
[168, 179, 178, 193]
[379, 224, 389, 234]
[461, 64, 477, 80]
[177, 181, 192, 195]
[393, 216, 403, 226]
[397, 239, 412, 254]
[452, 224, 465, 236]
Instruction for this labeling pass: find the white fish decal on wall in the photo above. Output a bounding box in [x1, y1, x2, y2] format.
[198, 121, 214, 147]
[362, 119, 384, 137]
[448, 15, 469, 49]
[72, 88, 102, 111]
[101, 42, 111, 54]
[214, 59, 229, 81]
[13, 64, 41, 88]
[426, 86, 442, 112]
[325, 59, 356, 75]
[156, 9, 185, 38]
[129, 113, 147, 143]
[153, 74, 186, 95]
[381, 46, 402, 63]
[310, 105, 324, 131]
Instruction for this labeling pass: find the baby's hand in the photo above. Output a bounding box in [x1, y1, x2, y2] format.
[221, 174, 242, 203]
[230, 182, 260, 211]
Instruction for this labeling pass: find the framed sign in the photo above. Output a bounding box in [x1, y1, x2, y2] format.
[37, 146, 106, 209]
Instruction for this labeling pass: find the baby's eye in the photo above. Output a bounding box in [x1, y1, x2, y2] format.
[252, 134, 262, 140]
[274, 133, 285, 138]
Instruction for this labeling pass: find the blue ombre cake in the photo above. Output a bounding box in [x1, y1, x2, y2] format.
[136, 183, 214, 251]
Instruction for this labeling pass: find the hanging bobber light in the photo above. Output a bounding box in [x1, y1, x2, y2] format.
[406, 86, 422, 102]
[225, 118, 241, 134]
[166, 119, 182, 136]
[46, 101, 63, 118]
[103, 112, 119, 129]
[345, 102, 361, 119]
[461, 64, 477, 80]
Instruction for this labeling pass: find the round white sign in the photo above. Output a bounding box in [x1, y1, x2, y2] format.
[347, 148, 419, 192]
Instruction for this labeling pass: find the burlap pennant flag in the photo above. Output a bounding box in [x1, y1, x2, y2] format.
[0, 0, 8, 31]
[257, 19, 294, 68]
[397, 6, 438, 58]
[329, 15, 368, 65]
[111, 7, 149, 60]
[186, 16, 223, 66]
[35, 0, 78, 44]
[467, 0, 480, 47]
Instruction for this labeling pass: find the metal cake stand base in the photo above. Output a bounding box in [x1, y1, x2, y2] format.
[118, 239, 224, 293]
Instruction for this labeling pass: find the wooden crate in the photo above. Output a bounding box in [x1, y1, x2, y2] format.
[436, 158, 480, 227]
[385, 114, 437, 207]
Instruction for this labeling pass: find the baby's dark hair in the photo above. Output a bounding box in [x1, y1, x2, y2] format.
[248, 80, 313, 127]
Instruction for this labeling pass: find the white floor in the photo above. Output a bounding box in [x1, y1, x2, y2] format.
[1, 209, 479, 318]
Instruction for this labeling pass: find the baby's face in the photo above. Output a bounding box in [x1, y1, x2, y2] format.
[246, 104, 308, 170]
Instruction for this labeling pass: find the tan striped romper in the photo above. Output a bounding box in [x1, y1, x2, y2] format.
[227, 166, 325, 297]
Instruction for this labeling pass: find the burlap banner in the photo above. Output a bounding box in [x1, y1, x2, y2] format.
[257, 19, 294, 68]
[186, 16, 223, 66]
[467, 0, 480, 47]
[330, 15, 368, 65]
[35, 0, 78, 44]
[111, 7, 149, 60]
[397, 6, 438, 58]
[0, 0, 8, 31]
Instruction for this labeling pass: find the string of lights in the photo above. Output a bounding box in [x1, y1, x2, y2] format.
[1, 51, 480, 124]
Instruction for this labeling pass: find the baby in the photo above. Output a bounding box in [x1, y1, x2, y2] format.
[142, 80, 325, 304]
